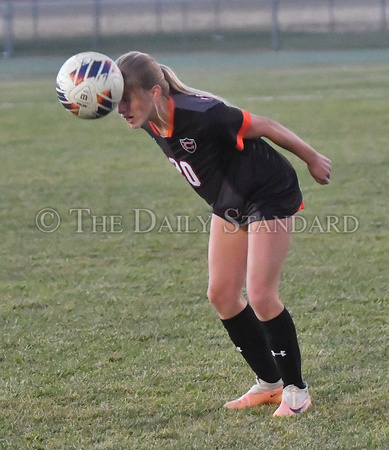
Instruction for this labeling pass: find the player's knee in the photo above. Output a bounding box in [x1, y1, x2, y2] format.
[247, 286, 278, 316]
[207, 283, 235, 311]
[207, 283, 224, 309]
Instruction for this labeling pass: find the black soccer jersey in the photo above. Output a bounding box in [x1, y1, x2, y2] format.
[142, 93, 303, 224]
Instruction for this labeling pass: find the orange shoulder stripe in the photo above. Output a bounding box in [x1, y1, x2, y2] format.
[167, 96, 175, 137]
[236, 110, 252, 151]
[149, 96, 175, 137]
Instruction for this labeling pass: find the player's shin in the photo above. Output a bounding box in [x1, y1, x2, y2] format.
[221, 303, 281, 383]
[260, 308, 305, 389]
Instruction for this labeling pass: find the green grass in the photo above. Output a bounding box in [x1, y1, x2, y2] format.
[0, 53, 388, 448]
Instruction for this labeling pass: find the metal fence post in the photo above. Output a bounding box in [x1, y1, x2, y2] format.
[181, 0, 189, 49]
[3, 1, 14, 58]
[328, 0, 335, 32]
[32, 0, 39, 42]
[271, 0, 280, 51]
[156, 0, 163, 33]
[93, 0, 101, 47]
[380, 0, 387, 30]
[214, 0, 221, 32]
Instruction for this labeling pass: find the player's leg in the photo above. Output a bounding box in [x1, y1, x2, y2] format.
[207, 214, 247, 320]
[246, 217, 311, 416]
[246, 218, 290, 321]
[207, 214, 282, 409]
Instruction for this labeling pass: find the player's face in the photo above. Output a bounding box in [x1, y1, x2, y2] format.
[118, 88, 154, 129]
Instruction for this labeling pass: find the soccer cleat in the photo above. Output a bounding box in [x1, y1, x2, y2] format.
[273, 383, 312, 417]
[224, 377, 283, 409]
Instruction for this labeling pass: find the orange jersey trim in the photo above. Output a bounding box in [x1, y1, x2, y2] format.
[297, 201, 305, 212]
[148, 96, 175, 138]
[236, 110, 252, 151]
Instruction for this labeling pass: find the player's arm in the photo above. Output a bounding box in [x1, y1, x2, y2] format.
[245, 113, 331, 185]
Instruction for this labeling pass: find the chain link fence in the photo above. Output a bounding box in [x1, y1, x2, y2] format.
[1, 0, 388, 57]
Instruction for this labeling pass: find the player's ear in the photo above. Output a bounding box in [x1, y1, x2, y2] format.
[150, 84, 162, 99]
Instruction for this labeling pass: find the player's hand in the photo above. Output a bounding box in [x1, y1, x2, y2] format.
[307, 153, 332, 185]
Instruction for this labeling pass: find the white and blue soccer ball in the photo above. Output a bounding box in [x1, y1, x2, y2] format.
[56, 51, 124, 119]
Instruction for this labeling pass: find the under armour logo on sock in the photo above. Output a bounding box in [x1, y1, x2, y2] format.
[236, 346, 243, 353]
[271, 350, 287, 357]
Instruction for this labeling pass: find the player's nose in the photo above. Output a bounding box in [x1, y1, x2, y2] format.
[117, 100, 129, 116]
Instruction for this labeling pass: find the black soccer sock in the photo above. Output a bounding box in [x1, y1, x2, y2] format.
[260, 308, 305, 389]
[221, 304, 281, 383]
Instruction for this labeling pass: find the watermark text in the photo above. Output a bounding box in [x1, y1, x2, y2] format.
[35, 207, 360, 235]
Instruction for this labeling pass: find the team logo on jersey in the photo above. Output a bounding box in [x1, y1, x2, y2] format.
[180, 138, 197, 153]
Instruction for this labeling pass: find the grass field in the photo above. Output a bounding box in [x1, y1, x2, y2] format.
[0, 50, 388, 448]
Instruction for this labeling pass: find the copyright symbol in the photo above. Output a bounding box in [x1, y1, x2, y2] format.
[36, 208, 61, 233]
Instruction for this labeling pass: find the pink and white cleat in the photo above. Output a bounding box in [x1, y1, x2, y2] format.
[224, 377, 283, 410]
[273, 383, 312, 417]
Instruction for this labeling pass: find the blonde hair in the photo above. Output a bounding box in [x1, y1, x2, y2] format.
[116, 51, 219, 99]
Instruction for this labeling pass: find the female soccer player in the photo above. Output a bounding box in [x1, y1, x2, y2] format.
[116, 51, 331, 417]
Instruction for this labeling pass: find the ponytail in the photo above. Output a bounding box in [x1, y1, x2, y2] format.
[159, 64, 220, 100]
[116, 51, 223, 101]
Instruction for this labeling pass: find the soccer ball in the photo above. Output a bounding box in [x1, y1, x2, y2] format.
[56, 51, 124, 119]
